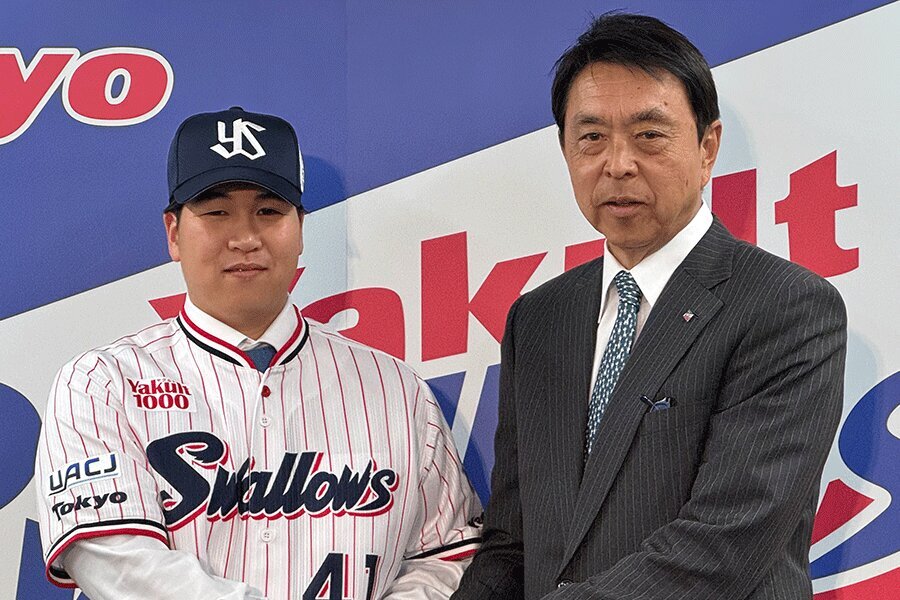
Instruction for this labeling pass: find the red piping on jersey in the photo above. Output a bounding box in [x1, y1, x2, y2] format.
[179, 309, 254, 368]
[439, 548, 478, 561]
[271, 305, 306, 365]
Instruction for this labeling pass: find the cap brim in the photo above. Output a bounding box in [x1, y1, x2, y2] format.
[170, 166, 303, 207]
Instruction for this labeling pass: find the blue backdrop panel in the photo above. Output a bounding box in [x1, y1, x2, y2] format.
[0, 0, 889, 320]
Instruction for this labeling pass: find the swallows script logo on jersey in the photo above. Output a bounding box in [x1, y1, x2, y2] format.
[210, 118, 266, 160]
[146, 432, 399, 530]
[47, 452, 120, 496]
[127, 377, 195, 412]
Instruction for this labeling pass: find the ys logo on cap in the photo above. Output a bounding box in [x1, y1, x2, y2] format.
[211, 118, 266, 160]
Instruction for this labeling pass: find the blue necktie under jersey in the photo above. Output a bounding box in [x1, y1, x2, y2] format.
[246, 344, 276, 372]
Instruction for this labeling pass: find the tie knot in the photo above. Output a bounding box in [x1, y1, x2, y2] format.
[613, 271, 642, 307]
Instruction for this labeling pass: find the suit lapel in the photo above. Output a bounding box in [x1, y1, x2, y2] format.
[546, 256, 604, 532]
[558, 219, 736, 574]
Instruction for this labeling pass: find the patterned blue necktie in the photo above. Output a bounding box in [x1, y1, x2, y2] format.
[246, 343, 276, 372]
[585, 271, 643, 455]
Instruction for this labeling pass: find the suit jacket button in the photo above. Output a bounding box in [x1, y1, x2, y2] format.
[557, 579, 573, 588]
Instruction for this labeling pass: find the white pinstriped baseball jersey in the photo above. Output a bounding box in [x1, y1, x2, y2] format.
[36, 303, 482, 598]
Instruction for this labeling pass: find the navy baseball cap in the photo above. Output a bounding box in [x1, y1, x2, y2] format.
[166, 106, 305, 210]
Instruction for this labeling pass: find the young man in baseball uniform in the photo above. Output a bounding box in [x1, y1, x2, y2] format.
[35, 107, 482, 599]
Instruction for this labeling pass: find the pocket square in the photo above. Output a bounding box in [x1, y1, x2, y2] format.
[640, 395, 675, 413]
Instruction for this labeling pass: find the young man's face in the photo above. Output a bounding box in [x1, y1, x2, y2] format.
[164, 183, 303, 336]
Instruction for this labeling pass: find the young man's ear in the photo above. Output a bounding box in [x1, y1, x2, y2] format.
[163, 211, 181, 262]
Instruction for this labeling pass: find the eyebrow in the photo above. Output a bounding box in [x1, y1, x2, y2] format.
[189, 191, 225, 204]
[191, 187, 281, 203]
[629, 108, 675, 127]
[570, 107, 676, 129]
[572, 114, 610, 128]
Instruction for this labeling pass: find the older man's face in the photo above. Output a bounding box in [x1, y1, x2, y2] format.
[561, 62, 721, 268]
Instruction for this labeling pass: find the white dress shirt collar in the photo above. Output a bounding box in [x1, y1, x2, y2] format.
[183, 296, 297, 351]
[599, 201, 713, 320]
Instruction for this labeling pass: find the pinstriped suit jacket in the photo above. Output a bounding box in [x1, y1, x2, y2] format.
[452, 219, 847, 600]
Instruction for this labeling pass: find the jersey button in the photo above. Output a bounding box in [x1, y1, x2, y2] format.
[261, 385, 271, 397]
[259, 415, 272, 428]
[557, 579, 573, 588]
[260, 528, 275, 543]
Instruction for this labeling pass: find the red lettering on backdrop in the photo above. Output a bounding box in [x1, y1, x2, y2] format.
[811, 478, 874, 545]
[64, 48, 173, 124]
[470, 254, 546, 342]
[774, 151, 858, 277]
[711, 169, 757, 244]
[422, 233, 469, 360]
[564, 239, 605, 271]
[149, 293, 186, 320]
[813, 567, 900, 600]
[0, 47, 172, 144]
[302, 288, 406, 360]
[0, 49, 77, 143]
[421, 232, 545, 360]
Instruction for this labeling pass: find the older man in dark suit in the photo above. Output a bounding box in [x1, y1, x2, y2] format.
[453, 12, 847, 600]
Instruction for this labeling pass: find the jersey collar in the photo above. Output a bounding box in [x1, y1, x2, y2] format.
[177, 297, 309, 369]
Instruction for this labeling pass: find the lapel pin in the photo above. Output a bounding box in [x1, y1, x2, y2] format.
[682, 310, 695, 322]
